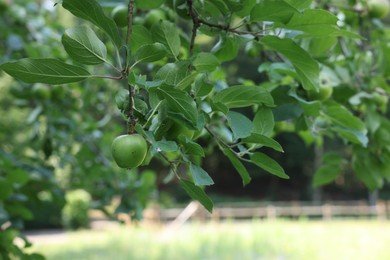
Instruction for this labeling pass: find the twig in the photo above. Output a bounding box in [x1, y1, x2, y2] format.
[127, 84, 136, 134]
[186, 0, 264, 46]
[125, 0, 136, 134]
[125, 0, 135, 46]
[204, 126, 251, 163]
[187, 0, 200, 55]
[199, 17, 265, 36]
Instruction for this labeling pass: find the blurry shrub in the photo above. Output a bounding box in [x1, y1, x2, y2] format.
[62, 189, 91, 230]
[24, 191, 65, 230]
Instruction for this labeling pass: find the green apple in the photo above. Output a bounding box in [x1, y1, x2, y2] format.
[308, 84, 333, 101]
[111, 134, 148, 168]
[32, 84, 51, 100]
[245, 41, 262, 58]
[52, 85, 66, 100]
[144, 9, 166, 28]
[165, 150, 180, 161]
[368, 0, 390, 18]
[372, 92, 388, 112]
[112, 5, 128, 28]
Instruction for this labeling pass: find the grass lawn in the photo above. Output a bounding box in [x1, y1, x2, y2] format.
[28, 219, 390, 260]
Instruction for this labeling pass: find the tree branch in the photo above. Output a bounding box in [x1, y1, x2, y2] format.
[186, 0, 264, 46]
[125, 0, 136, 134]
[126, 1, 135, 47]
[127, 84, 136, 134]
[187, 0, 200, 55]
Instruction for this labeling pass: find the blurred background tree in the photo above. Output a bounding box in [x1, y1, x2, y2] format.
[2, 0, 390, 258]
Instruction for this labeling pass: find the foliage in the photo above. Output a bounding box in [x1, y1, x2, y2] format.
[62, 189, 91, 230]
[2, 0, 390, 212]
[2, 0, 390, 256]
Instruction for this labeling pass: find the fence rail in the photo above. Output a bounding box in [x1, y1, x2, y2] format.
[142, 200, 390, 224]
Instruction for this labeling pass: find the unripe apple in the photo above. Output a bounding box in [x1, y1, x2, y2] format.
[32, 84, 51, 100]
[144, 9, 166, 28]
[308, 84, 333, 101]
[111, 134, 148, 168]
[112, 5, 128, 28]
[372, 92, 388, 112]
[368, 0, 390, 18]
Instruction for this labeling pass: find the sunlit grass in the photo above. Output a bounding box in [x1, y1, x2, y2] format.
[29, 219, 390, 260]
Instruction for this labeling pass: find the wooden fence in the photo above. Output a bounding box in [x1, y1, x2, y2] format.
[143, 200, 390, 224]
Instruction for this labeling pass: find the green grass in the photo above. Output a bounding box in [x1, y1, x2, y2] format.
[29, 219, 390, 260]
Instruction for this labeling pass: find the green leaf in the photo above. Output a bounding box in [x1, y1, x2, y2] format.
[222, 148, 251, 186]
[6, 204, 33, 220]
[134, 43, 168, 64]
[321, 101, 366, 132]
[312, 153, 345, 187]
[62, 0, 121, 47]
[226, 111, 253, 139]
[154, 61, 192, 87]
[193, 52, 220, 72]
[252, 107, 275, 137]
[130, 25, 153, 53]
[365, 106, 381, 134]
[135, 0, 165, 10]
[286, 10, 341, 37]
[180, 180, 213, 213]
[235, 0, 257, 17]
[352, 151, 383, 190]
[285, 0, 312, 10]
[190, 164, 214, 186]
[214, 85, 274, 108]
[0, 58, 90, 84]
[312, 164, 341, 187]
[381, 41, 390, 77]
[155, 140, 178, 152]
[132, 73, 164, 89]
[0, 179, 12, 200]
[157, 85, 198, 128]
[331, 126, 369, 147]
[243, 133, 284, 152]
[62, 26, 107, 65]
[194, 74, 213, 97]
[261, 36, 319, 91]
[308, 37, 338, 56]
[180, 139, 205, 157]
[211, 36, 239, 62]
[250, 152, 289, 179]
[6, 169, 30, 186]
[151, 20, 181, 57]
[273, 103, 304, 121]
[176, 72, 198, 91]
[250, 0, 300, 24]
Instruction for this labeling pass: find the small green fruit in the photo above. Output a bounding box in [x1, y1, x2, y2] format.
[32, 84, 51, 100]
[144, 9, 166, 28]
[245, 41, 262, 58]
[308, 84, 333, 101]
[372, 92, 388, 112]
[112, 5, 128, 28]
[165, 151, 180, 161]
[368, 0, 390, 18]
[111, 134, 148, 168]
